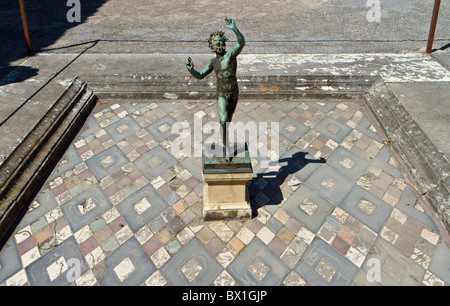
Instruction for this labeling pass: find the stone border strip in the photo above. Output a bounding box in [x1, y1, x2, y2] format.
[0, 79, 97, 246]
[0, 74, 448, 248]
[364, 80, 449, 230]
[80, 74, 378, 101]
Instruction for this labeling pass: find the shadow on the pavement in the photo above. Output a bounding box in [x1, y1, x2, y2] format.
[432, 42, 450, 52]
[249, 151, 326, 218]
[0, 66, 39, 86]
[0, 0, 107, 82]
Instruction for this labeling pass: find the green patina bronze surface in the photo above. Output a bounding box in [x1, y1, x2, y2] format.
[186, 17, 245, 162]
[202, 142, 252, 174]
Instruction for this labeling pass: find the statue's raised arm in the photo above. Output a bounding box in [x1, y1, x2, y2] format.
[225, 17, 245, 58]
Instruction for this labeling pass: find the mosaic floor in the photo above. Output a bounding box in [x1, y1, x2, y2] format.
[0, 100, 449, 286]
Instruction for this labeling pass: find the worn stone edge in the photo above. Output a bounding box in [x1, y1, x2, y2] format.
[81, 74, 377, 101]
[0, 78, 97, 247]
[364, 79, 450, 231]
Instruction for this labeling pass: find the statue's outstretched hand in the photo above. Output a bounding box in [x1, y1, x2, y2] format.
[225, 17, 236, 30]
[186, 56, 194, 70]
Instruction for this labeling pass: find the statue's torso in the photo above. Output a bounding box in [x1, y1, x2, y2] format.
[212, 54, 238, 95]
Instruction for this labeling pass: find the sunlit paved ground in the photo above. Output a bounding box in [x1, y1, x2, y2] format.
[1, 100, 448, 286]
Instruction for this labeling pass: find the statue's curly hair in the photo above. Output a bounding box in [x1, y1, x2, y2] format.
[207, 31, 228, 49]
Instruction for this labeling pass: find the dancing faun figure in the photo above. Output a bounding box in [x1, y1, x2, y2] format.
[186, 18, 245, 162]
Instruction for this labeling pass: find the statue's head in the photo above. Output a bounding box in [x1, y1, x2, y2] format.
[207, 31, 228, 54]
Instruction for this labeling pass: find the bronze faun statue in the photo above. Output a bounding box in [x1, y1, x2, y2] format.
[186, 17, 245, 162]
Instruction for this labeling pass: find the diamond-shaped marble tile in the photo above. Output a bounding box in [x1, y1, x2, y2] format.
[134, 145, 177, 179]
[85, 145, 129, 181]
[227, 238, 290, 285]
[181, 258, 203, 282]
[326, 146, 369, 182]
[25, 236, 88, 286]
[160, 238, 223, 286]
[300, 199, 319, 216]
[146, 115, 176, 142]
[248, 257, 270, 282]
[305, 165, 354, 206]
[114, 257, 136, 282]
[341, 185, 392, 233]
[283, 185, 335, 233]
[279, 115, 309, 143]
[362, 237, 425, 285]
[314, 116, 352, 143]
[60, 185, 113, 232]
[100, 236, 156, 286]
[105, 116, 142, 143]
[116, 185, 169, 232]
[294, 237, 358, 286]
[315, 258, 337, 283]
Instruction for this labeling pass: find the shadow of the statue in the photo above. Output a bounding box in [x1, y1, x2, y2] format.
[248, 151, 326, 218]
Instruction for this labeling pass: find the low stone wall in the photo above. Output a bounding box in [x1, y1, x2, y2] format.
[364, 80, 449, 230]
[0, 79, 97, 245]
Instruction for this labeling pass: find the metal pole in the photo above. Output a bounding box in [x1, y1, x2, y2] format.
[426, 0, 441, 54]
[18, 0, 33, 54]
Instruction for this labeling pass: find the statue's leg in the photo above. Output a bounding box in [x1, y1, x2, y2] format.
[226, 89, 238, 121]
[226, 90, 238, 160]
[217, 96, 231, 161]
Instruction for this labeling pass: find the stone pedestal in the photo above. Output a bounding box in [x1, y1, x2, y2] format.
[202, 143, 253, 221]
